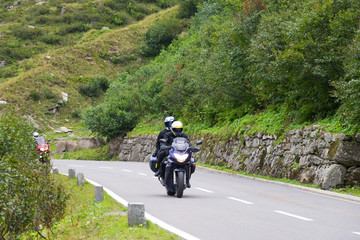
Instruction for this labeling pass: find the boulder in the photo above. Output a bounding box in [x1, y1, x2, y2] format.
[332, 141, 360, 167]
[345, 167, 360, 185]
[55, 137, 105, 153]
[314, 164, 347, 190]
[109, 134, 125, 156]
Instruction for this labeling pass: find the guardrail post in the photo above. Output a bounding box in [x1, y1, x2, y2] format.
[77, 173, 84, 187]
[128, 203, 146, 227]
[68, 169, 76, 179]
[95, 186, 104, 202]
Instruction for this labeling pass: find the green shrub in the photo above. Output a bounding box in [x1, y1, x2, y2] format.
[78, 76, 110, 97]
[29, 90, 41, 101]
[83, 103, 138, 138]
[11, 25, 43, 40]
[40, 34, 62, 45]
[0, 113, 68, 239]
[140, 18, 183, 56]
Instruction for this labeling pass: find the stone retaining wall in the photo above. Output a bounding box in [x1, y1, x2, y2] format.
[114, 125, 360, 190]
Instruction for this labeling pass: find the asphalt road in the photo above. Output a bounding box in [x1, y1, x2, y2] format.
[53, 159, 360, 240]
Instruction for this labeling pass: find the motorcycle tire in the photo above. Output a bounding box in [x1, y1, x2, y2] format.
[175, 171, 185, 198]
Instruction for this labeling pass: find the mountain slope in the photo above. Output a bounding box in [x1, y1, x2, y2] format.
[0, 5, 180, 129]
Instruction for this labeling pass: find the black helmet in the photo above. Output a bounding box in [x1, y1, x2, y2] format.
[164, 116, 175, 130]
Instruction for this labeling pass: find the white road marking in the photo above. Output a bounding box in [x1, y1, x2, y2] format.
[122, 169, 132, 172]
[227, 197, 254, 205]
[195, 187, 214, 193]
[99, 167, 114, 169]
[274, 210, 314, 221]
[84, 177, 201, 240]
[352, 232, 360, 235]
[67, 164, 86, 167]
[138, 173, 147, 176]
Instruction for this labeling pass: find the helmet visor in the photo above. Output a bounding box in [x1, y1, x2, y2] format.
[165, 121, 172, 128]
[172, 128, 183, 134]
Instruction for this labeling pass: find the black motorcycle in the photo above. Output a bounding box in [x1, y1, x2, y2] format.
[156, 137, 202, 198]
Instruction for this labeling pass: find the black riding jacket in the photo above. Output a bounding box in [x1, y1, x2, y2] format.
[162, 131, 191, 147]
[153, 129, 171, 157]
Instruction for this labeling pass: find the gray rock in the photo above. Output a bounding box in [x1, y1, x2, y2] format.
[128, 203, 146, 227]
[109, 134, 125, 156]
[52, 168, 59, 174]
[0, 60, 6, 68]
[321, 164, 347, 190]
[95, 186, 104, 202]
[345, 167, 360, 185]
[60, 6, 66, 15]
[77, 173, 84, 187]
[61, 91, 68, 102]
[332, 141, 360, 167]
[68, 169, 76, 179]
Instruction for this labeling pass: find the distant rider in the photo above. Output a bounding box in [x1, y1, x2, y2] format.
[153, 116, 176, 177]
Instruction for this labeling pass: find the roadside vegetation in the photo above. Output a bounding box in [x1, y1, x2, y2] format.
[21, 174, 178, 240]
[83, 0, 360, 141]
[0, 113, 68, 239]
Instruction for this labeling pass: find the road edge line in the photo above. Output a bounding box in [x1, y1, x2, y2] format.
[59, 172, 201, 240]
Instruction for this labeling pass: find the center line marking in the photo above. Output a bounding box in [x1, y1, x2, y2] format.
[122, 169, 132, 172]
[353, 232, 360, 235]
[227, 197, 254, 205]
[138, 173, 147, 176]
[274, 210, 314, 221]
[195, 187, 214, 193]
[99, 167, 113, 169]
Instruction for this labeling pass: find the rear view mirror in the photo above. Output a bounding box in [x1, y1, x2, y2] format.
[160, 145, 171, 150]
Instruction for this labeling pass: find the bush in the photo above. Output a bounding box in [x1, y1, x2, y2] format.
[29, 90, 41, 101]
[40, 34, 61, 45]
[83, 103, 138, 138]
[78, 76, 110, 97]
[0, 113, 68, 239]
[11, 25, 43, 40]
[140, 18, 183, 56]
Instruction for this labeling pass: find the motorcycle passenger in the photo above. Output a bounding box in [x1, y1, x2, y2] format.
[162, 121, 193, 191]
[153, 116, 176, 177]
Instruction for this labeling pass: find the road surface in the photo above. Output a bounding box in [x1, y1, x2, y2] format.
[53, 159, 360, 240]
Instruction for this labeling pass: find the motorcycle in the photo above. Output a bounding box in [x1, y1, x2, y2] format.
[35, 136, 51, 163]
[154, 137, 202, 198]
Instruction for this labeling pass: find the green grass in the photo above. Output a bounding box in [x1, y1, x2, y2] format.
[53, 144, 116, 161]
[23, 174, 179, 239]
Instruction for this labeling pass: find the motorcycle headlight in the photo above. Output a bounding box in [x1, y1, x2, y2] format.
[174, 153, 189, 162]
[40, 147, 45, 151]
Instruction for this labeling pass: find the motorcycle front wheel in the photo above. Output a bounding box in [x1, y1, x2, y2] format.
[175, 171, 185, 198]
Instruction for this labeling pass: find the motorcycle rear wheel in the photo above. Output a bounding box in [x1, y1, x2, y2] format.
[175, 171, 185, 198]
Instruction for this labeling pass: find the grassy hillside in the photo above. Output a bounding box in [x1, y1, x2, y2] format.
[85, 0, 360, 140]
[0, 2, 181, 130]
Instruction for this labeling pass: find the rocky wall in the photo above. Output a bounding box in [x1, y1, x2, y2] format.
[114, 125, 360, 190]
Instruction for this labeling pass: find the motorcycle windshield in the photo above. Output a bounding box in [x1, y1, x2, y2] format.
[36, 136, 46, 145]
[172, 137, 189, 152]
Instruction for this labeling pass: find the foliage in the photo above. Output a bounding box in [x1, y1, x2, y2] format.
[140, 18, 184, 57]
[86, 0, 360, 138]
[32, 175, 178, 239]
[0, 0, 177, 78]
[78, 76, 110, 98]
[0, 113, 68, 239]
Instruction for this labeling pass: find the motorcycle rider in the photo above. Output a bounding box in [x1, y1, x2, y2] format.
[162, 121, 194, 190]
[153, 116, 176, 178]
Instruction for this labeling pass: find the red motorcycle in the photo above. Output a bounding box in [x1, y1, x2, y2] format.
[35, 136, 51, 163]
